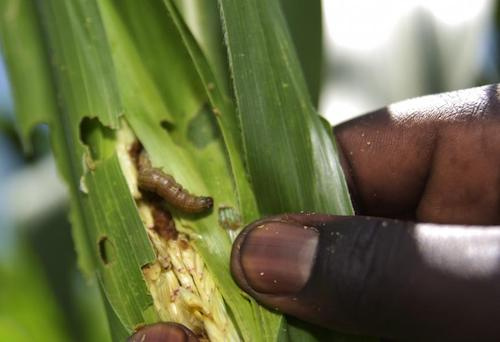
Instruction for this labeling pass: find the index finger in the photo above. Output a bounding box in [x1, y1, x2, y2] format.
[335, 84, 500, 225]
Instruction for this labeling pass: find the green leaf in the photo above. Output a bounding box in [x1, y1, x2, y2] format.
[36, 0, 122, 128]
[280, 0, 323, 106]
[32, 3, 161, 331]
[82, 154, 157, 328]
[0, 0, 57, 151]
[2, 0, 158, 334]
[217, 0, 353, 217]
[162, 0, 258, 222]
[0, 244, 70, 342]
[172, 0, 230, 95]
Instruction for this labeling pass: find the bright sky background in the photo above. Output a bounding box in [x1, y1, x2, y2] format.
[320, 0, 495, 125]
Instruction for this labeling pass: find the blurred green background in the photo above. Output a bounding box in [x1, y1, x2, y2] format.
[0, 0, 499, 340]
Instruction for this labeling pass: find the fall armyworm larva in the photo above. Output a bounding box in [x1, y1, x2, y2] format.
[137, 150, 213, 214]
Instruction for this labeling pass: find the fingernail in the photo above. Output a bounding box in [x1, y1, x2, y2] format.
[128, 323, 198, 342]
[239, 221, 319, 294]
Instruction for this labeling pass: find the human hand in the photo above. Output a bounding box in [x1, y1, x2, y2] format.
[131, 84, 500, 341]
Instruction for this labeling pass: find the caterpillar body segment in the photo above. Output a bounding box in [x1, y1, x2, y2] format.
[137, 151, 213, 214]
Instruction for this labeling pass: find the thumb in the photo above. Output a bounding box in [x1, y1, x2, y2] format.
[231, 213, 500, 340]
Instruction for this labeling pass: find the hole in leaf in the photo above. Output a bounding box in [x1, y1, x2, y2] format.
[187, 104, 220, 148]
[79, 117, 115, 161]
[98, 236, 115, 265]
[160, 120, 175, 134]
[160, 120, 183, 147]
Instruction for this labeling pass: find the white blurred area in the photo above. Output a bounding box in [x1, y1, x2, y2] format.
[3, 155, 67, 225]
[320, 0, 496, 125]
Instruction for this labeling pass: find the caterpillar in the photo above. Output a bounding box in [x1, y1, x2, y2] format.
[137, 150, 213, 214]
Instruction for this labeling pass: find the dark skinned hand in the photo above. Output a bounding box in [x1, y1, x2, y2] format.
[130, 84, 500, 342]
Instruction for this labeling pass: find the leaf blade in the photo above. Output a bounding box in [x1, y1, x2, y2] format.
[217, 0, 353, 215]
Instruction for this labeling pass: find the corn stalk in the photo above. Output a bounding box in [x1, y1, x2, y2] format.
[0, 0, 357, 341]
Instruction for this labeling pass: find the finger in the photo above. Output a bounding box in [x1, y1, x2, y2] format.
[335, 84, 500, 224]
[128, 323, 199, 342]
[231, 213, 500, 340]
